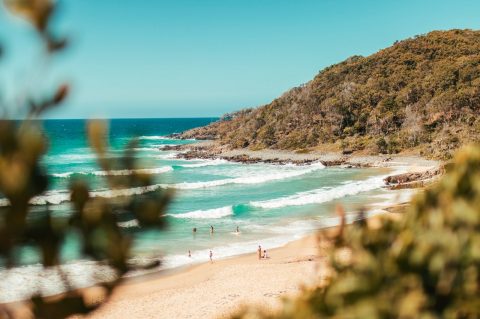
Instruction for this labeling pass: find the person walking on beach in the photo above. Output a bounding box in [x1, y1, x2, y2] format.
[209, 250, 213, 263]
[263, 249, 269, 259]
[188, 250, 191, 258]
[258, 245, 262, 260]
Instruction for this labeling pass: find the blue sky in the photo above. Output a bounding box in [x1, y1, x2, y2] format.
[0, 0, 479, 118]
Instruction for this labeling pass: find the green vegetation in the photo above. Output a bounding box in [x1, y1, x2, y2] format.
[0, 1, 170, 318]
[182, 30, 480, 159]
[234, 145, 480, 318]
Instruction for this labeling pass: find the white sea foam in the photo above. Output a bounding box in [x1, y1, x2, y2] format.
[0, 236, 295, 302]
[131, 147, 162, 152]
[93, 166, 173, 176]
[0, 183, 166, 206]
[51, 172, 73, 178]
[0, 261, 117, 303]
[5, 163, 385, 208]
[160, 233, 305, 270]
[169, 162, 325, 190]
[149, 152, 179, 159]
[168, 206, 233, 219]
[52, 166, 173, 178]
[44, 153, 97, 162]
[38, 184, 163, 205]
[91, 184, 163, 198]
[177, 158, 229, 168]
[29, 190, 70, 205]
[0, 204, 391, 303]
[250, 175, 387, 209]
[161, 153, 179, 159]
[138, 135, 169, 140]
[118, 219, 140, 228]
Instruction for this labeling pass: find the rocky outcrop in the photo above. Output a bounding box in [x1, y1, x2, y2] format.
[384, 166, 444, 189]
[180, 30, 480, 160]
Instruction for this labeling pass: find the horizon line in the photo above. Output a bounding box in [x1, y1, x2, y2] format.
[22, 116, 221, 121]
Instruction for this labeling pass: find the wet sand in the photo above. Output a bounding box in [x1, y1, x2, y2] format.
[85, 234, 324, 319]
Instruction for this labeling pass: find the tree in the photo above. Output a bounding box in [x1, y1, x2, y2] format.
[0, 1, 171, 318]
[234, 145, 480, 318]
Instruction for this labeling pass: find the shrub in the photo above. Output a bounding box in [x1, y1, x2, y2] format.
[376, 137, 388, 154]
[234, 145, 480, 318]
[0, 2, 171, 317]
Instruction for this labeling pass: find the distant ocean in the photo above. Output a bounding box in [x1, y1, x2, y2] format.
[0, 118, 410, 302]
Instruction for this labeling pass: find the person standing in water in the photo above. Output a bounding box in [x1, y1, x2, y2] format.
[236, 226, 240, 233]
[188, 250, 191, 258]
[209, 250, 213, 263]
[210, 225, 214, 235]
[258, 245, 262, 260]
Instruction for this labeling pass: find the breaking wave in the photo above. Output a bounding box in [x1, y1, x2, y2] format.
[52, 166, 173, 178]
[250, 175, 387, 209]
[168, 206, 233, 219]
[0, 183, 166, 206]
[175, 159, 229, 168]
[138, 135, 169, 140]
[117, 219, 140, 228]
[169, 162, 325, 189]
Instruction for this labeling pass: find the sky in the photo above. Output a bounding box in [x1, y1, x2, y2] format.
[0, 0, 479, 119]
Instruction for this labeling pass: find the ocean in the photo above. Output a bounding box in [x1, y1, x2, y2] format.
[0, 118, 411, 302]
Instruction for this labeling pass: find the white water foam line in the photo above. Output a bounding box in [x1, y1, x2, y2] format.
[138, 135, 195, 141]
[52, 166, 173, 178]
[168, 206, 233, 219]
[0, 204, 400, 303]
[169, 162, 325, 190]
[177, 158, 230, 168]
[250, 175, 387, 209]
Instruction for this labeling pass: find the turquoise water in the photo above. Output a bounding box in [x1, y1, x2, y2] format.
[0, 118, 407, 301]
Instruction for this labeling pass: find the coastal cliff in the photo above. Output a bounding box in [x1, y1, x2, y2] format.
[180, 30, 480, 160]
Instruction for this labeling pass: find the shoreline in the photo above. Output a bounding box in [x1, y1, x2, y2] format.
[166, 140, 442, 187]
[85, 203, 406, 319]
[1, 143, 440, 318]
[84, 231, 325, 319]
[166, 140, 441, 167]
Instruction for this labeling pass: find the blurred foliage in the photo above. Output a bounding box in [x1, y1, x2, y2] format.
[235, 145, 480, 318]
[182, 29, 480, 159]
[0, 1, 171, 318]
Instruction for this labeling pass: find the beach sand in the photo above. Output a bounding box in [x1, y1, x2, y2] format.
[2, 150, 436, 319]
[84, 204, 407, 319]
[80, 152, 437, 319]
[84, 234, 324, 319]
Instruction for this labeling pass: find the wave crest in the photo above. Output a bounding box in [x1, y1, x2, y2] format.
[170, 162, 325, 189]
[250, 176, 386, 209]
[138, 135, 168, 140]
[177, 159, 229, 168]
[168, 206, 233, 219]
[52, 166, 173, 178]
[0, 183, 166, 207]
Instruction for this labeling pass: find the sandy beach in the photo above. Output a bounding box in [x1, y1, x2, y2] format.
[75, 150, 439, 319]
[85, 233, 324, 319]
[84, 206, 407, 319]
[1, 148, 440, 319]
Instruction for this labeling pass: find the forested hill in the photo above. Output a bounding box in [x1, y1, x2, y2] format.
[181, 30, 480, 159]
